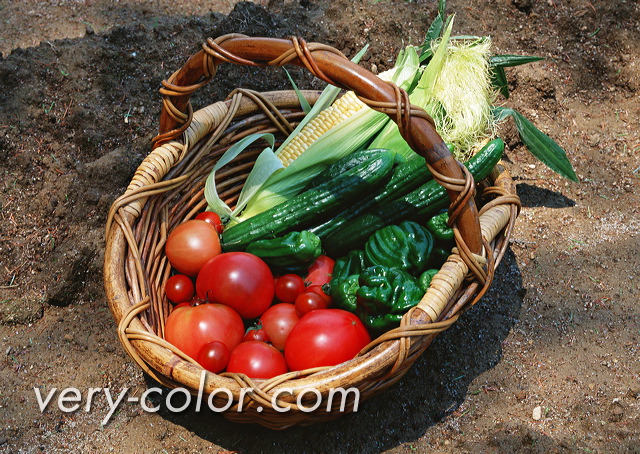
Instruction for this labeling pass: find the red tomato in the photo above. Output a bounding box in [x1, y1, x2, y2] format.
[259, 303, 299, 350]
[284, 309, 371, 371]
[197, 341, 230, 373]
[226, 341, 288, 379]
[165, 274, 195, 304]
[275, 274, 305, 303]
[305, 255, 335, 286]
[172, 302, 191, 312]
[305, 285, 332, 305]
[165, 220, 221, 277]
[243, 326, 270, 343]
[164, 303, 244, 360]
[195, 252, 274, 319]
[294, 290, 329, 317]
[195, 211, 224, 234]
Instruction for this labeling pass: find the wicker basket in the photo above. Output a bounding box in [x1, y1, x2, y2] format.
[103, 35, 521, 429]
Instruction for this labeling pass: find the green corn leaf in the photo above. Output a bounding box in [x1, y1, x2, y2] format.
[494, 107, 578, 182]
[204, 133, 278, 217]
[284, 68, 312, 114]
[419, 0, 447, 62]
[490, 54, 544, 68]
[491, 65, 510, 98]
[276, 44, 369, 154]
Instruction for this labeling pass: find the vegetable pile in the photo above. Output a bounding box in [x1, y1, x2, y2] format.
[161, 0, 577, 380]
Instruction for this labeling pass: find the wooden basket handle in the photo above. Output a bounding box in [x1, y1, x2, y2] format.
[154, 34, 487, 278]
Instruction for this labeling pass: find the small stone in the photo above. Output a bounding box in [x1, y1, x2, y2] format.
[515, 390, 527, 400]
[532, 406, 542, 420]
[64, 334, 74, 342]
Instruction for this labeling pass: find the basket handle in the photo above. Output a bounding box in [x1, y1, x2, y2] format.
[154, 34, 487, 279]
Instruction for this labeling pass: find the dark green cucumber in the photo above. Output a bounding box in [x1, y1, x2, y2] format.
[308, 154, 432, 240]
[221, 151, 396, 252]
[323, 138, 505, 257]
[304, 148, 392, 191]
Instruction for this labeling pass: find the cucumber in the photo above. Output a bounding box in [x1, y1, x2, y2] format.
[221, 151, 396, 252]
[323, 138, 505, 257]
[304, 148, 393, 191]
[308, 154, 432, 240]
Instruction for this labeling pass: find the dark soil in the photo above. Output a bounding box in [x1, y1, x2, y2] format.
[1, 0, 639, 452]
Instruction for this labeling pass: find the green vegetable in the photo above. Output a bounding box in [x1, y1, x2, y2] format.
[363, 221, 434, 276]
[426, 245, 452, 270]
[328, 250, 367, 312]
[426, 211, 454, 241]
[245, 231, 321, 271]
[418, 269, 439, 292]
[308, 154, 433, 241]
[304, 148, 395, 190]
[356, 265, 425, 334]
[221, 151, 395, 252]
[323, 137, 505, 257]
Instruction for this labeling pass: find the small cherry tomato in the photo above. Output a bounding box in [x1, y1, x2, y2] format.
[305, 285, 332, 306]
[259, 303, 299, 350]
[195, 211, 224, 234]
[294, 291, 329, 317]
[165, 274, 195, 304]
[197, 341, 230, 373]
[227, 341, 288, 379]
[275, 274, 306, 303]
[243, 326, 270, 343]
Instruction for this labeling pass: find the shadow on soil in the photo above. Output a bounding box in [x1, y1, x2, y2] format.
[144, 249, 524, 453]
[516, 183, 576, 209]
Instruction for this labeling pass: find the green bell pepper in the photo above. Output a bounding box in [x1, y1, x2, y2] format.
[418, 268, 439, 292]
[356, 265, 424, 334]
[363, 220, 434, 276]
[328, 249, 367, 312]
[426, 211, 454, 241]
[245, 230, 321, 271]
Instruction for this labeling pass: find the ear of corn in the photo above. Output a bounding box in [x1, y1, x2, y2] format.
[277, 91, 364, 167]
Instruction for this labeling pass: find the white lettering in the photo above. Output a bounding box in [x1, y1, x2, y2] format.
[33, 387, 56, 412]
[297, 388, 322, 413]
[58, 388, 82, 412]
[102, 388, 128, 425]
[207, 388, 233, 412]
[139, 388, 162, 412]
[271, 388, 293, 412]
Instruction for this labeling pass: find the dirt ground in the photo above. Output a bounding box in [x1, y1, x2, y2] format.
[1, 0, 639, 452]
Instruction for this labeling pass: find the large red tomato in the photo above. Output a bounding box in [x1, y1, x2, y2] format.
[284, 309, 371, 371]
[259, 303, 299, 350]
[165, 220, 221, 276]
[164, 303, 244, 360]
[195, 252, 274, 319]
[226, 341, 288, 379]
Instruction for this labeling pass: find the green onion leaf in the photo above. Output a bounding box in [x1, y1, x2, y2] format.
[494, 107, 578, 182]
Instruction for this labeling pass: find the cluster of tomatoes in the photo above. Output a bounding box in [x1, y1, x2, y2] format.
[162, 212, 371, 379]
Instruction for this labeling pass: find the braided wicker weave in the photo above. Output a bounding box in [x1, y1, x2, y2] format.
[103, 35, 521, 429]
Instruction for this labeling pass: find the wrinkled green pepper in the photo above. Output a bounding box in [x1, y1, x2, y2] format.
[363, 220, 434, 276]
[328, 249, 367, 312]
[356, 265, 424, 334]
[418, 268, 439, 292]
[426, 211, 454, 241]
[245, 230, 321, 271]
